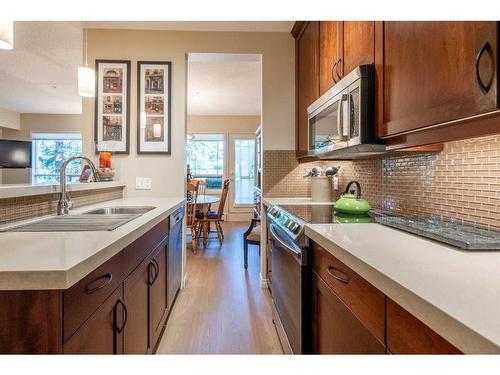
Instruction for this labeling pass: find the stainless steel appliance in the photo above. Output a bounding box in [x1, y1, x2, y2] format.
[168, 207, 185, 308]
[307, 64, 385, 159]
[267, 204, 374, 354]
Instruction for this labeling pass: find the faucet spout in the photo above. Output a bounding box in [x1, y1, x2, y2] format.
[57, 156, 100, 215]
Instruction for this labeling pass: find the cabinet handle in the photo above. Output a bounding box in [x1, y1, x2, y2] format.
[115, 298, 128, 333]
[327, 266, 350, 284]
[148, 260, 157, 285]
[331, 60, 339, 83]
[335, 58, 343, 82]
[152, 258, 160, 283]
[476, 41, 493, 95]
[85, 272, 113, 294]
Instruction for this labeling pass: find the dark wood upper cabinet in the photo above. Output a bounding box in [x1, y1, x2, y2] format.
[319, 21, 342, 94]
[63, 287, 124, 354]
[381, 21, 498, 138]
[342, 21, 375, 76]
[311, 272, 386, 354]
[296, 21, 320, 156]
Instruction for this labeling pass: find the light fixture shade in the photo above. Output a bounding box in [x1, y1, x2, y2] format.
[0, 20, 14, 50]
[78, 66, 95, 97]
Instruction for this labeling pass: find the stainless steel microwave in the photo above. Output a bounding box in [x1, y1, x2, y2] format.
[307, 64, 385, 159]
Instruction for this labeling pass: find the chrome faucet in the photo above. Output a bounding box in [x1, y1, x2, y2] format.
[57, 156, 100, 215]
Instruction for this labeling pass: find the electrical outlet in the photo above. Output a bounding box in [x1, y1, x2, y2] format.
[136, 177, 152, 190]
[333, 176, 339, 190]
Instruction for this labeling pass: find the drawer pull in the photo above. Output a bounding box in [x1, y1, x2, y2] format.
[85, 273, 113, 294]
[115, 298, 128, 333]
[327, 266, 349, 284]
[148, 259, 159, 285]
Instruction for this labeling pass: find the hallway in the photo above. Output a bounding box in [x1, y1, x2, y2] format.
[156, 222, 283, 354]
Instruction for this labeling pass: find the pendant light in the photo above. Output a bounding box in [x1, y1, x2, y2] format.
[78, 28, 95, 97]
[0, 20, 14, 50]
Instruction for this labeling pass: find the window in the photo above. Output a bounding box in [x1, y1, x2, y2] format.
[186, 133, 224, 189]
[32, 132, 83, 184]
[233, 139, 255, 205]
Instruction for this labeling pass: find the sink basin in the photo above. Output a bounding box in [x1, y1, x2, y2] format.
[1, 214, 141, 232]
[83, 206, 156, 215]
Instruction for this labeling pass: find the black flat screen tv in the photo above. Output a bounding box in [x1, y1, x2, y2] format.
[0, 139, 32, 168]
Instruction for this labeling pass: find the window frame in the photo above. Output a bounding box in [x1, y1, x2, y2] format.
[186, 132, 225, 192]
[31, 132, 83, 185]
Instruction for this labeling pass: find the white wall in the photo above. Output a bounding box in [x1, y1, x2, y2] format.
[0, 107, 20, 130]
[86, 29, 295, 199]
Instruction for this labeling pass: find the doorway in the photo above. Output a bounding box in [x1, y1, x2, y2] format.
[186, 53, 262, 222]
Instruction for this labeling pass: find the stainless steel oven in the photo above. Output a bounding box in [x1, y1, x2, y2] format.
[307, 64, 384, 159]
[267, 206, 310, 354]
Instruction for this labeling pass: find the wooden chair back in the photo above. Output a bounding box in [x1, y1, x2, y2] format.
[192, 179, 207, 197]
[186, 183, 198, 227]
[217, 179, 230, 219]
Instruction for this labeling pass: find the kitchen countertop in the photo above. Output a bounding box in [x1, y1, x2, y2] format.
[0, 197, 185, 290]
[305, 223, 500, 354]
[0, 181, 126, 199]
[262, 197, 336, 206]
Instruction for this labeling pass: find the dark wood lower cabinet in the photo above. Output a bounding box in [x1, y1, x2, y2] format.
[150, 240, 168, 348]
[63, 287, 124, 354]
[0, 216, 181, 354]
[386, 299, 461, 354]
[311, 272, 385, 354]
[123, 254, 153, 354]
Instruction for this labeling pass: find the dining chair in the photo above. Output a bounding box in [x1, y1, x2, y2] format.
[192, 179, 207, 197]
[186, 182, 200, 253]
[199, 179, 230, 244]
[243, 217, 261, 270]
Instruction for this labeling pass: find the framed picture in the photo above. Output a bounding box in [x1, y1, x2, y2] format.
[94, 60, 131, 154]
[137, 61, 172, 154]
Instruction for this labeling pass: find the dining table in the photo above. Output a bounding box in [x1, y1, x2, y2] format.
[195, 194, 220, 247]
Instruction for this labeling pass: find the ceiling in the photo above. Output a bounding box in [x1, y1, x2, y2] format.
[0, 21, 284, 115]
[187, 53, 262, 116]
[84, 21, 294, 33]
[0, 22, 83, 114]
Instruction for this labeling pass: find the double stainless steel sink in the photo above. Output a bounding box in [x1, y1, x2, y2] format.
[1, 206, 156, 232]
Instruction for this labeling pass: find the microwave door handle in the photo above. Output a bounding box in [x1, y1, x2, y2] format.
[343, 93, 350, 140]
[336, 95, 343, 142]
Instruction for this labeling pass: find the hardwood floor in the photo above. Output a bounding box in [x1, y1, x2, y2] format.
[156, 222, 283, 354]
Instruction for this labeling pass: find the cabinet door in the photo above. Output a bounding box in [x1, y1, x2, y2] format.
[311, 273, 385, 354]
[151, 239, 168, 347]
[296, 21, 320, 156]
[63, 287, 124, 354]
[341, 21, 375, 76]
[123, 255, 153, 354]
[386, 299, 461, 354]
[319, 21, 341, 94]
[383, 21, 497, 137]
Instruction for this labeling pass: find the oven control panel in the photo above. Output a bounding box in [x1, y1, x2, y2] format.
[267, 206, 303, 236]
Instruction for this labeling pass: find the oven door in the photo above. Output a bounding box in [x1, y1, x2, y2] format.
[269, 222, 304, 354]
[308, 90, 350, 155]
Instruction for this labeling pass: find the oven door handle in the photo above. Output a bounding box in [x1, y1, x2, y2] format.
[269, 223, 303, 263]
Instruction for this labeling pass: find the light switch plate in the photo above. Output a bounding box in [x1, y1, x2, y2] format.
[136, 177, 152, 190]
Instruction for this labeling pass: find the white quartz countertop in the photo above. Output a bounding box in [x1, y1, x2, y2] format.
[263, 197, 336, 206]
[0, 197, 185, 290]
[305, 223, 500, 354]
[0, 181, 125, 199]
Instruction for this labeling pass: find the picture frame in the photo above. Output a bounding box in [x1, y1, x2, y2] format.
[94, 60, 131, 154]
[137, 61, 172, 154]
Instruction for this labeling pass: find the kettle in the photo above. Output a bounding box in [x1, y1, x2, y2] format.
[334, 181, 371, 214]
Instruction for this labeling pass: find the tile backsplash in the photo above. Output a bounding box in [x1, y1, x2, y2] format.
[0, 186, 124, 225]
[263, 134, 500, 229]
